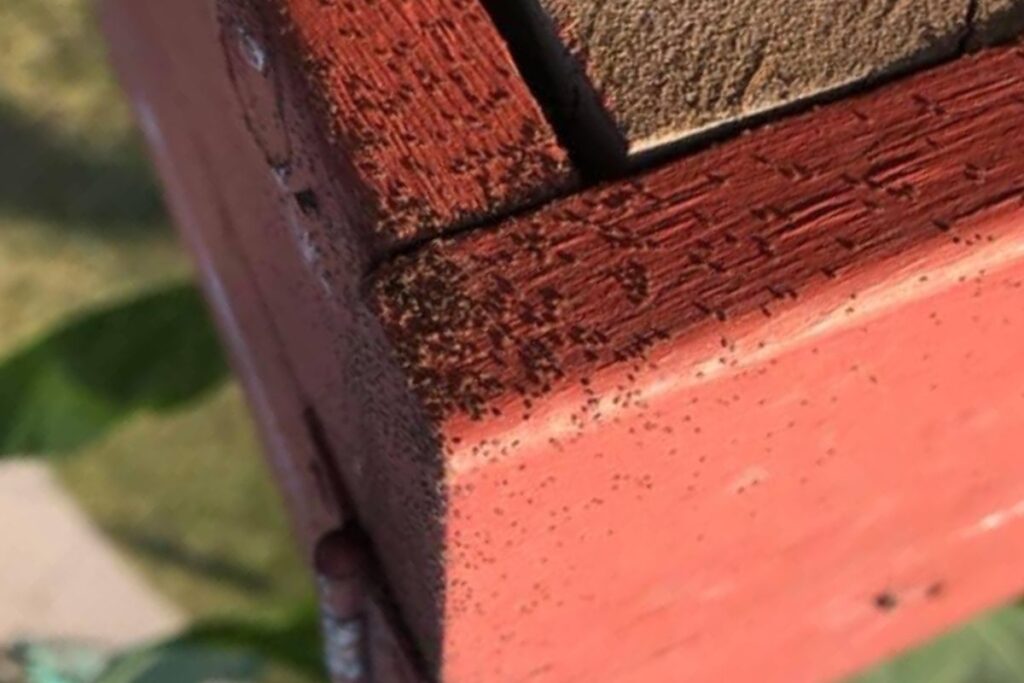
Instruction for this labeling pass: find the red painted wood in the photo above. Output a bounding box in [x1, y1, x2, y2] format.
[103, 0, 1024, 677]
[374, 46, 1024, 426]
[258, 0, 575, 247]
[371, 45, 1024, 681]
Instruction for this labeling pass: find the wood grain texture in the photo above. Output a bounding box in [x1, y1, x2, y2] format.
[105, 0, 1024, 677]
[370, 44, 1024, 681]
[270, 0, 575, 248]
[107, 1, 583, 670]
[374, 44, 1024, 427]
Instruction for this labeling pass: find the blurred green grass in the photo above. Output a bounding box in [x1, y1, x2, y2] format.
[0, 0, 314, 668]
[0, 0, 183, 357]
[0, 0, 1021, 681]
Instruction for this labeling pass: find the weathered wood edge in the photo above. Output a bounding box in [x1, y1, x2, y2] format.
[102, 0, 1024, 673]
[100, 0, 437, 679]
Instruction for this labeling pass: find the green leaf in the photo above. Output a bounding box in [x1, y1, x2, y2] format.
[170, 604, 326, 681]
[90, 604, 324, 683]
[14, 641, 109, 683]
[0, 283, 228, 455]
[850, 604, 1024, 683]
[95, 645, 261, 683]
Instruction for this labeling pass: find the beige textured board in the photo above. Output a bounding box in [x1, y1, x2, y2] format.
[521, 0, 1023, 165]
[0, 462, 183, 646]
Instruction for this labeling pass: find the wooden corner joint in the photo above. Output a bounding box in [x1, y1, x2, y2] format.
[100, 0, 1024, 678]
[217, 0, 575, 251]
[368, 43, 1024, 682]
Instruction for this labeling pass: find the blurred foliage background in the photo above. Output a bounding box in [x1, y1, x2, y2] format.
[0, 1, 319, 681]
[0, 1, 1021, 682]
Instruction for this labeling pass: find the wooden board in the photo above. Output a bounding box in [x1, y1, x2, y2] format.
[975, 0, 1024, 45]
[513, 0, 1024, 165]
[370, 44, 1024, 681]
[101, 0, 438, 679]
[102, 0, 1024, 678]
[220, 0, 574, 250]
